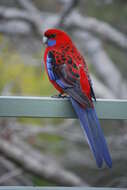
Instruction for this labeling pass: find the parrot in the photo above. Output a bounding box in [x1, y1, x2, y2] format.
[42, 28, 112, 168]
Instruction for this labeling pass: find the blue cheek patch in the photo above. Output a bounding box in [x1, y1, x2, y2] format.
[48, 39, 56, 47]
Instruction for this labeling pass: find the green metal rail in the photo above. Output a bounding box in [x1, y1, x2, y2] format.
[0, 187, 124, 190]
[0, 96, 127, 190]
[0, 96, 127, 119]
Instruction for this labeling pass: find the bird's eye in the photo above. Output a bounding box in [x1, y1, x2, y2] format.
[49, 34, 56, 38]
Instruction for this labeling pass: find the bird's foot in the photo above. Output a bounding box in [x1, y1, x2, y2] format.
[51, 93, 69, 98]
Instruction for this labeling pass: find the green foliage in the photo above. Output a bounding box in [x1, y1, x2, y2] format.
[0, 51, 56, 96]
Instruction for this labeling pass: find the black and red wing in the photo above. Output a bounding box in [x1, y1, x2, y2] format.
[47, 51, 93, 107]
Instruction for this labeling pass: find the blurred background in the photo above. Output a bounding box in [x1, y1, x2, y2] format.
[0, 0, 127, 187]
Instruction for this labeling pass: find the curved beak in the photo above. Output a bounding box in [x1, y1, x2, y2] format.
[43, 36, 48, 44]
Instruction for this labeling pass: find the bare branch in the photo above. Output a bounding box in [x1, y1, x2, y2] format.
[0, 138, 87, 186]
[0, 6, 31, 20]
[0, 169, 22, 184]
[0, 20, 32, 35]
[56, 0, 79, 27]
[67, 11, 127, 51]
[17, 0, 43, 36]
[0, 6, 43, 36]
[0, 156, 32, 185]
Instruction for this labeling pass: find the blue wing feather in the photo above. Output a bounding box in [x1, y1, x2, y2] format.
[47, 53, 72, 89]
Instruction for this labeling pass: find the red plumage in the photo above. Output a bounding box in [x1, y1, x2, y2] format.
[43, 29, 93, 107]
[43, 29, 112, 168]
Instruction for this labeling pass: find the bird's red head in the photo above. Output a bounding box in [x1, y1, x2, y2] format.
[43, 28, 72, 47]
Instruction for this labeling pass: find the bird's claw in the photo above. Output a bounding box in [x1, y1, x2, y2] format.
[51, 94, 69, 98]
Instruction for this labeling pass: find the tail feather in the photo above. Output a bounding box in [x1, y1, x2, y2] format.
[71, 98, 103, 168]
[82, 110, 103, 168]
[70, 98, 112, 168]
[90, 109, 112, 168]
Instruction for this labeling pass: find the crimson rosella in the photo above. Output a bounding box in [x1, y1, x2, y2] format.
[42, 28, 112, 168]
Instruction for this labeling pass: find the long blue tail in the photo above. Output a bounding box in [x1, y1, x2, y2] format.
[70, 98, 112, 168]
